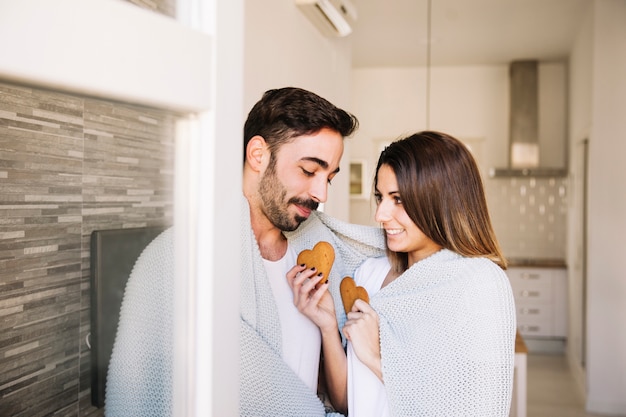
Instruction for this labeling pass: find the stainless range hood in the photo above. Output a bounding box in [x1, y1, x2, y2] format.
[490, 60, 568, 178]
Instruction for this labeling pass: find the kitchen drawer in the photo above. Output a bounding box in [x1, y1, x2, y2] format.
[507, 268, 550, 281]
[517, 304, 551, 318]
[518, 322, 554, 337]
[508, 271, 553, 299]
[510, 285, 553, 304]
[516, 304, 554, 337]
[508, 269, 553, 288]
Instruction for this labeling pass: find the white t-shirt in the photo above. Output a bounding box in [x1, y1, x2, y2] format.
[264, 245, 321, 393]
[347, 256, 391, 417]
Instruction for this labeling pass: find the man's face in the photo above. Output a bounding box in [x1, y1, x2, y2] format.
[258, 127, 344, 231]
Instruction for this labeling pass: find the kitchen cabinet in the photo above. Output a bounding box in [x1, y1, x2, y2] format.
[506, 267, 567, 339]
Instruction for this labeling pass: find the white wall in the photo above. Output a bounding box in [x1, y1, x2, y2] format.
[349, 67, 428, 225]
[585, 0, 626, 414]
[351, 65, 509, 170]
[244, 0, 353, 221]
[349, 65, 510, 226]
[429, 66, 510, 169]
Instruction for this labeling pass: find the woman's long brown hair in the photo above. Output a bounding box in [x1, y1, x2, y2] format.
[374, 131, 507, 273]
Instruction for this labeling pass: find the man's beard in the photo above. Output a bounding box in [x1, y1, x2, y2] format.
[258, 158, 319, 231]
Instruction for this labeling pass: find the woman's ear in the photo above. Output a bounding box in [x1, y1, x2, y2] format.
[246, 135, 266, 171]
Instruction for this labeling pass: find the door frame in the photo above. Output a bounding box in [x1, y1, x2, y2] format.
[0, 0, 242, 414]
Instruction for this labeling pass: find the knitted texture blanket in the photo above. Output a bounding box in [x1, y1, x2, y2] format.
[106, 196, 385, 416]
[240, 196, 385, 416]
[106, 228, 174, 416]
[372, 249, 516, 416]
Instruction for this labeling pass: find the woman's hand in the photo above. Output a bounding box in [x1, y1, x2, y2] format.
[286, 264, 337, 334]
[287, 265, 348, 412]
[343, 299, 383, 381]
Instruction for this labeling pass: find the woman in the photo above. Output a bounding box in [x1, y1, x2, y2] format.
[289, 131, 516, 416]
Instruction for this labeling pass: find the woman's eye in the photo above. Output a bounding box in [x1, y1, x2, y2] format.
[301, 168, 314, 177]
[374, 193, 382, 203]
[394, 196, 403, 204]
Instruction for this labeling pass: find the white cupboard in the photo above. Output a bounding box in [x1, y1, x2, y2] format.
[507, 267, 568, 339]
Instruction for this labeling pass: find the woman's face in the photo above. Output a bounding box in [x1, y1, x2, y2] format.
[374, 164, 441, 266]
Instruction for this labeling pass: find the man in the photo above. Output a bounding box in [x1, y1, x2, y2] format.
[106, 87, 384, 417]
[239, 87, 384, 416]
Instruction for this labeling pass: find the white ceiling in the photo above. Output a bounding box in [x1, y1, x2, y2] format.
[350, 0, 590, 67]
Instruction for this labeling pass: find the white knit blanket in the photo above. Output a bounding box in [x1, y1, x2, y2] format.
[372, 249, 516, 416]
[240, 195, 385, 416]
[106, 197, 384, 416]
[106, 228, 174, 417]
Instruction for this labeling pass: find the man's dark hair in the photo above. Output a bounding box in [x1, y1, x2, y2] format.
[243, 87, 359, 162]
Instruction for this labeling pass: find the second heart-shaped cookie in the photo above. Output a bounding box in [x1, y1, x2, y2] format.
[340, 277, 369, 314]
[297, 241, 335, 285]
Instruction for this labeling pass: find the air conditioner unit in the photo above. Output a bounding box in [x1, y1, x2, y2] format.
[296, 0, 357, 38]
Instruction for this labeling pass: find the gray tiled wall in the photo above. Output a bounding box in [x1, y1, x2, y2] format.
[0, 81, 175, 416]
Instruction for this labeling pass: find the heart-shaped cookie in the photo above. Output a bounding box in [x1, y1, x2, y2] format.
[297, 241, 335, 285]
[340, 277, 369, 314]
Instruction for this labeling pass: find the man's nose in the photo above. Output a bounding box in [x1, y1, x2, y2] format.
[309, 176, 328, 203]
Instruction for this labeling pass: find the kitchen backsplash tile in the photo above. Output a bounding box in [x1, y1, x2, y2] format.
[486, 176, 567, 260]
